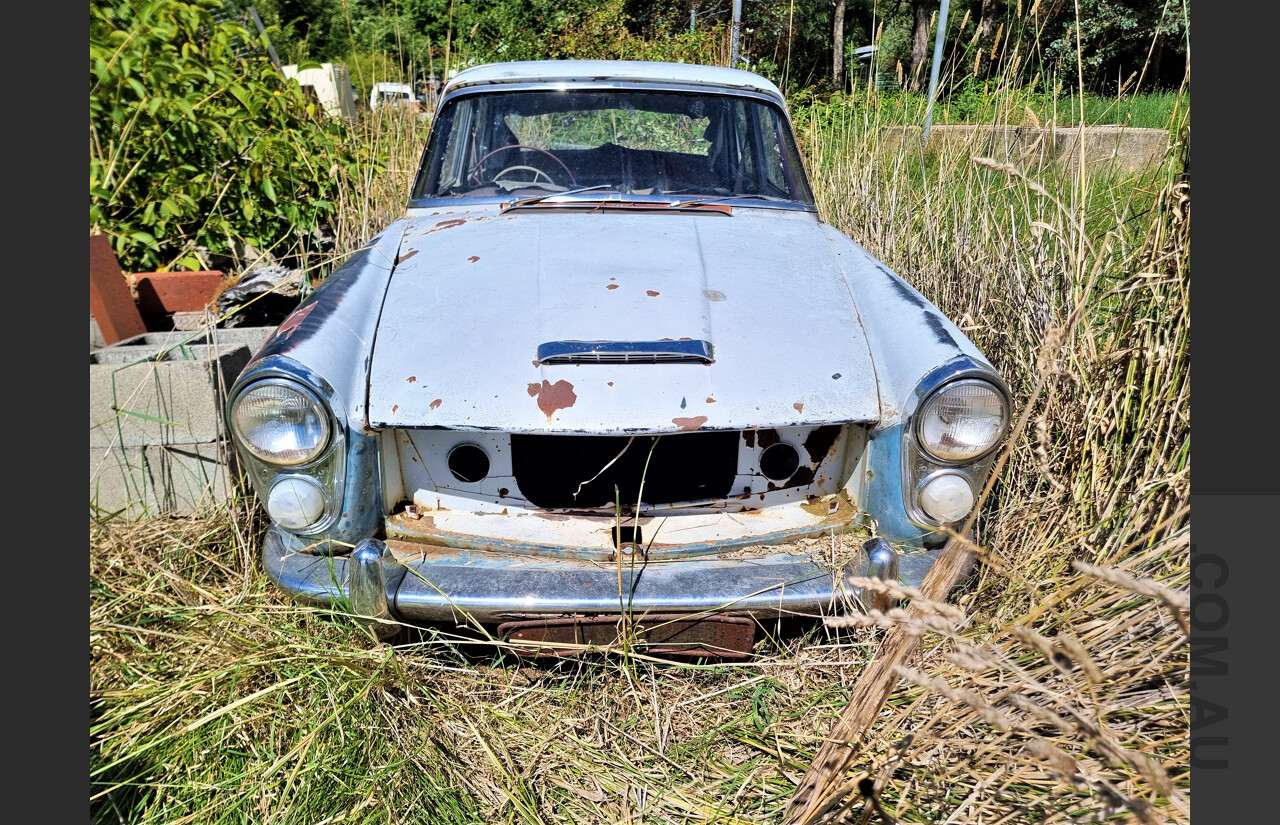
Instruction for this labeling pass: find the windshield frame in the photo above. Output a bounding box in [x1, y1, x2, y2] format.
[407, 81, 817, 212]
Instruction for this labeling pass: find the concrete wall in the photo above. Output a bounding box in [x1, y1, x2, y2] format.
[89, 327, 276, 519]
[877, 124, 1170, 176]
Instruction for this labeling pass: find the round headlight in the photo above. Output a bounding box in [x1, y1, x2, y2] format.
[267, 476, 327, 530]
[917, 379, 1008, 462]
[232, 381, 331, 466]
[919, 472, 975, 523]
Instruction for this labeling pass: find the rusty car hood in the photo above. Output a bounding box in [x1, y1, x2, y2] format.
[367, 206, 882, 432]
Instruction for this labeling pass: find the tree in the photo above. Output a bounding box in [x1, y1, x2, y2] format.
[909, 0, 931, 91]
[833, 0, 846, 92]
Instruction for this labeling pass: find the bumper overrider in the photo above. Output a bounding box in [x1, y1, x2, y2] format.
[263, 526, 942, 647]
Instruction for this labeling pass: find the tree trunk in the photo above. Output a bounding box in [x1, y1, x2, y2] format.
[978, 0, 999, 77]
[833, 0, 846, 93]
[909, 1, 931, 92]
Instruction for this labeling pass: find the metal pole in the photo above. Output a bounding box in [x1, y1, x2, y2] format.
[690, 9, 696, 34]
[922, 0, 950, 141]
[730, 0, 742, 68]
[248, 5, 283, 76]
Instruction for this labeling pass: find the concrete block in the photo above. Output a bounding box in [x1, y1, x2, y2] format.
[876, 124, 1169, 176]
[90, 441, 242, 518]
[110, 327, 277, 358]
[1052, 125, 1169, 175]
[89, 342, 251, 448]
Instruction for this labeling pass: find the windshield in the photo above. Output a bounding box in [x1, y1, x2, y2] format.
[412, 89, 815, 206]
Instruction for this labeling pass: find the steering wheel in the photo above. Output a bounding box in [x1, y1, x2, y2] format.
[493, 165, 560, 190]
[468, 144, 576, 186]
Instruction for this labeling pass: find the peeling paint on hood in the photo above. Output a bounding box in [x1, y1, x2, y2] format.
[368, 208, 881, 432]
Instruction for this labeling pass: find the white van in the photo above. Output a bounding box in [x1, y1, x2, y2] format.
[281, 63, 359, 120]
[370, 82, 420, 111]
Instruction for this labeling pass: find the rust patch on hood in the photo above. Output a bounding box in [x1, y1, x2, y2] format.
[793, 402, 805, 413]
[274, 303, 316, 341]
[467, 255, 480, 263]
[396, 249, 418, 265]
[529, 380, 577, 419]
[432, 218, 467, 232]
[430, 398, 443, 410]
[646, 290, 660, 297]
[672, 416, 708, 432]
[606, 284, 619, 290]
[407, 376, 417, 383]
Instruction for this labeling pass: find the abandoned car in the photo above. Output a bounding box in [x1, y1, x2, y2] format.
[227, 60, 1010, 655]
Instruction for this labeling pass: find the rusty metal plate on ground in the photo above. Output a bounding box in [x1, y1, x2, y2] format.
[497, 614, 756, 659]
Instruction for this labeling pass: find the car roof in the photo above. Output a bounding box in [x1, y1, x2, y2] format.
[441, 60, 787, 107]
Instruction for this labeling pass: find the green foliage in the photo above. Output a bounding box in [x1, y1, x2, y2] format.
[542, 0, 724, 63]
[89, 0, 368, 273]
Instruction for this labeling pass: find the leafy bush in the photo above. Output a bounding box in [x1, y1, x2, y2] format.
[89, 0, 368, 273]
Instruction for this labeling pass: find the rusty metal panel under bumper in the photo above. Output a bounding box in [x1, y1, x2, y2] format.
[498, 614, 758, 658]
[263, 526, 863, 624]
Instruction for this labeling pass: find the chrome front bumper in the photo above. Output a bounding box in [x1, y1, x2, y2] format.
[263, 527, 941, 633]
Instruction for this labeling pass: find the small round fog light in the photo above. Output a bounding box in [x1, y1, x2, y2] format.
[918, 473, 975, 524]
[267, 476, 327, 530]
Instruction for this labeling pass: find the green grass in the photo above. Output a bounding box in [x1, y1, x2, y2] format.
[794, 86, 1188, 133]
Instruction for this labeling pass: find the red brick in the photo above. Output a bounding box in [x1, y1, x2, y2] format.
[129, 270, 226, 315]
[89, 235, 146, 345]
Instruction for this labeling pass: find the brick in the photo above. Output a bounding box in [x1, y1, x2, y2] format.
[89, 235, 146, 345]
[128, 270, 226, 315]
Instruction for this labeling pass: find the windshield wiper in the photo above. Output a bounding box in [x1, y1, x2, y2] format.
[504, 184, 618, 210]
[664, 193, 786, 209]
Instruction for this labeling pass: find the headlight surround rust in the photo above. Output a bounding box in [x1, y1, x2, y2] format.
[916, 379, 1009, 462]
[231, 379, 331, 466]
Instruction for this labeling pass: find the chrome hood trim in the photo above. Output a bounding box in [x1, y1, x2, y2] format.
[536, 339, 714, 365]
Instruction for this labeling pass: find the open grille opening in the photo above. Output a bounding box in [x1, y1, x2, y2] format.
[510, 431, 739, 509]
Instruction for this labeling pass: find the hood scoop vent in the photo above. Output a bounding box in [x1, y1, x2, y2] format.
[537, 340, 714, 365]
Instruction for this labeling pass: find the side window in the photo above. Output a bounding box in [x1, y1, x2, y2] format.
[433, 102, 474, 192]
[759, 109, 788, 194]
[733, 101, 755, 183]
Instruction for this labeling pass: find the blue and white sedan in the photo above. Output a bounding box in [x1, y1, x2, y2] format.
[227, 60, 1010, 655]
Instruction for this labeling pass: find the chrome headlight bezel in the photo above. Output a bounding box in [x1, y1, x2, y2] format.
[230, 378, 332, 467]
[899, 361, 1012, 530]
[226, 365, 348, 539]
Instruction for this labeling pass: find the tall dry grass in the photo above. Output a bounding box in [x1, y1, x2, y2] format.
[90, 69, 1190, 823]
